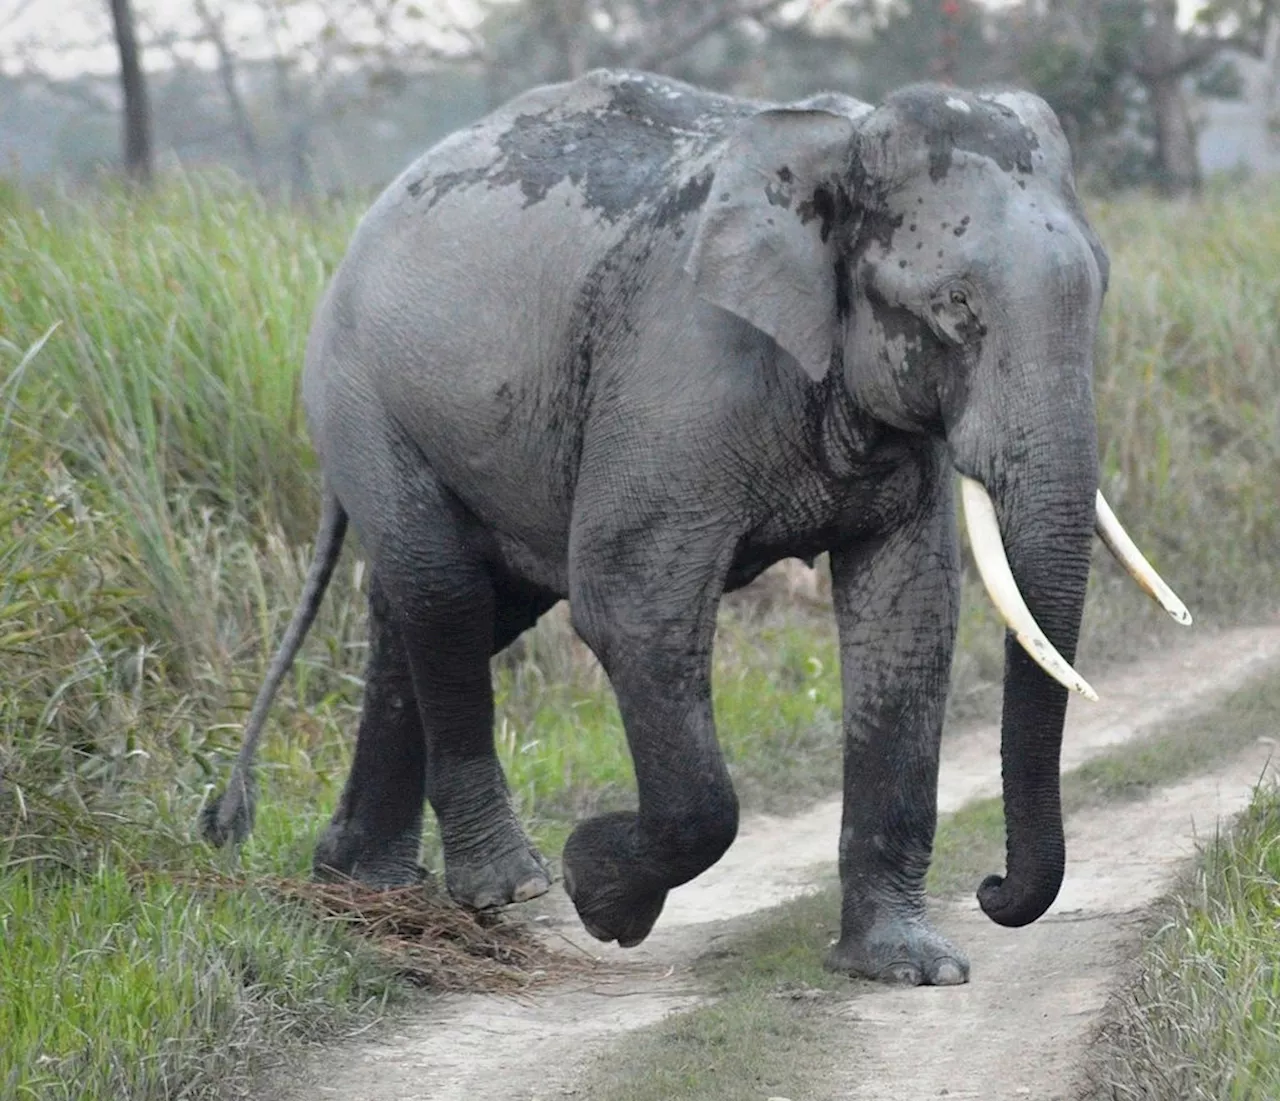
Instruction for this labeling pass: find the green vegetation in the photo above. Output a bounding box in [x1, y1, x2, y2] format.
[2, 174, 1279, 1096]
[1085, 784, 1280, 1100]
[0, 867, 396, 1101]
[1090, 186, 1280, 610]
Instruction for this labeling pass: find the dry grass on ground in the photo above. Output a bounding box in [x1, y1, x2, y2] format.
[174, 872, 596, 994]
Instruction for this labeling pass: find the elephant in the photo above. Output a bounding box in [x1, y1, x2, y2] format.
[202, 70, 1190, 985]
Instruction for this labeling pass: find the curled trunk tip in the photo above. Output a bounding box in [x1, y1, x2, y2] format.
[976, 864, 1064, 928]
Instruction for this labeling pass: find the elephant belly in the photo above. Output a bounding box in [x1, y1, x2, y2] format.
[488, 530, 571, 598]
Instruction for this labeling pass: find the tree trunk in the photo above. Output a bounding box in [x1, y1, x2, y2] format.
[1148, 73, 1201, 195]
[107, 0, 153, 186]
[1142, 0, 1201, 196]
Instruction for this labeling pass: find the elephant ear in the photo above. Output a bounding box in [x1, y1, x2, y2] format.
[686, 108, 858, 382]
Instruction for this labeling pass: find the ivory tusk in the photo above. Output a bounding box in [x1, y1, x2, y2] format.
[1094, 491, 1193, 626]
[959, 476, 1099, 702]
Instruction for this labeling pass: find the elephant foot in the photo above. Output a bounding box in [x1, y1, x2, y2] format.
[561, 812, 669, 948]
[824, 914, 970, 986]
[443, 821, 551, 911]
[312, 819, 429, 889]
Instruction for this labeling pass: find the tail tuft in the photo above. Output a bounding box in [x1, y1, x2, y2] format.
[199, 781, 256, 847]
[192, 491, 346, 855]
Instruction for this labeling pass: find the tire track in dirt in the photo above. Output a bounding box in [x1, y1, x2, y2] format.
[277, 623, 1280, 1101]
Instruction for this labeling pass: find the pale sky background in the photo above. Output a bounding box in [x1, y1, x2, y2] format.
[0, 0, 1213, 80]
[0, 0, 488, 77]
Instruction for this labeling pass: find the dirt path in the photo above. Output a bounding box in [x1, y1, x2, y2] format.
[834, 747, 1279, 1101]
[280, 623, 1280, 1101]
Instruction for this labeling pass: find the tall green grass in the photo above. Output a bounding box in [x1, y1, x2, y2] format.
[0, 175, 339, 522]
[2, 174, 1279, 1097]
[1086, 784, 1280, 1100]
[0, 178, 386, 1099]
[1091, 189, 1280, 609]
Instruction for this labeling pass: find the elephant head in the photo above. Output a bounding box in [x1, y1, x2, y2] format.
[688, 85, 1190, 928]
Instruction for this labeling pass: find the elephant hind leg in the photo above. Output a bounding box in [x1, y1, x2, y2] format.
[314, 572, 428, 888]
[366, 476, 549, 910]
[308, 395, 552, 904]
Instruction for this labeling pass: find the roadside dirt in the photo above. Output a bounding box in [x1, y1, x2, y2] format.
[277, 622, 1280, 1101]
[833, 746, 1280, 1101]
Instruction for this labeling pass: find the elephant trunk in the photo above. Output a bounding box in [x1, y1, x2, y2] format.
[970, 445, 1097, 928]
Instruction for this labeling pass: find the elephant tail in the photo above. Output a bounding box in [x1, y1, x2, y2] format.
[200, 490, 349, 848]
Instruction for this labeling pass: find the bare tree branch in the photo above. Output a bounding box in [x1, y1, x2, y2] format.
[632, 0, 793, 71]
[1135, 30, 1269, 82]
[193, 0, 263, 179]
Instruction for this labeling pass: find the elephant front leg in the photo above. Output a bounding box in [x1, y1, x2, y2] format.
[825, 479, 969, 986]
[562, 544, 739, 948]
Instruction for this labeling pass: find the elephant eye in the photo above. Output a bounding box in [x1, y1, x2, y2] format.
[929, 285, 984, 347]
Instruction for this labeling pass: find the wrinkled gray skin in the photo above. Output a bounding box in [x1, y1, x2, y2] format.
[205, 70, 1110, 986]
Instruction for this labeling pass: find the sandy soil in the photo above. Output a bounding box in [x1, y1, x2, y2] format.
[833, 749, 1279, 1101]
[275, 622, 1280, 1101]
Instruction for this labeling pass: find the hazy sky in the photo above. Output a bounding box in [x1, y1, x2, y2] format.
[0, 0, 485, 77]
[0, 0, 1210, 80]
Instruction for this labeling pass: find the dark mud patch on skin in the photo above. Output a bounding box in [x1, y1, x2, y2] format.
[652, 171, 714, 234]
[487, 106, 686, 217]
[406, 167, 483, 205]
[882, 85, 1041, 183]
[405, 73, 749, 228]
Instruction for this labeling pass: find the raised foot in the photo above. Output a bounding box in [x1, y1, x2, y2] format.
[445, 834, 552, 911]
[561, 811, 668, 948]
[824, 917, 970, 987]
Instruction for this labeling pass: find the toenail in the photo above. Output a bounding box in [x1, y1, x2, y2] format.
[882, 962, 922, 985]
[512, 876, 549, 902]
[933, 959, 967, 985]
